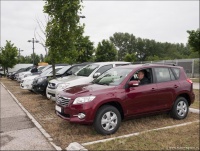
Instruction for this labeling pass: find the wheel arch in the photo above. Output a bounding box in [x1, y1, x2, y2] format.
[176, 93, 191, 106]
[95, 101, 125, 120]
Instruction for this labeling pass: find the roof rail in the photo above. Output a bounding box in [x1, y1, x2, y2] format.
[144, 63, 177, 66]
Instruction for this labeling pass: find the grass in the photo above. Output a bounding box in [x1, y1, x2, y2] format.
[192, 78, 199, 83]
[86, 122, 199, 150]
[1, 78, 200, 150]
[190, 89, 199, 109]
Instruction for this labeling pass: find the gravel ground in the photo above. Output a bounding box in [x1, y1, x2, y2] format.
[1, 78, 199, 149]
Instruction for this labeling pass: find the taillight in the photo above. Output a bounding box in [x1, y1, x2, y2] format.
[187, 78, 193, 84]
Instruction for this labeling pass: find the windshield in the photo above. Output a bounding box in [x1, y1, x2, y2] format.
[93, 68, 132, 86]
[76, 64, 99, 77]
[49, 67, 64, 75]
[41, 65, 51, 72]
[38, 66, 46, 72]
[40, 68, 52, 76]
[66, 65, 86, 75]
[40, 67, 63, 76]
[56, 66, 71, 74]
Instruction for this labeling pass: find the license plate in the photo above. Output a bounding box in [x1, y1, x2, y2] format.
[55, 105, 62, 113]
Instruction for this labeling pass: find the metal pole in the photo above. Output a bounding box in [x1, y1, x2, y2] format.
[191, 59, 194, 78]
[33, 38, 35, 65]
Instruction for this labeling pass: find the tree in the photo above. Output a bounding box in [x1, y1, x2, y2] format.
[44, 0, 84, 78]
[76, 36, 94, 62]
[40, 54, 44, 62]
[110, 32, 136, 61]
[0, 41, 18, 73]
[95, 40, 117, 62]
[34, 15, 49, 56]
[187, 29, 200, 53]
[124, 53, 136, 62]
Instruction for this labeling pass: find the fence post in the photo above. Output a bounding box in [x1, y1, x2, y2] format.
[191, 59, 194, 78]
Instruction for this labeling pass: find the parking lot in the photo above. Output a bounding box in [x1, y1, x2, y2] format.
[1, 77, 199, 150]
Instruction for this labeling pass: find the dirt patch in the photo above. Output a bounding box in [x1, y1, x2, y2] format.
[1, 78, 199, 149]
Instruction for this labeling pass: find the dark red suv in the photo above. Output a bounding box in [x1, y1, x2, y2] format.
[55, 64, 195, 135]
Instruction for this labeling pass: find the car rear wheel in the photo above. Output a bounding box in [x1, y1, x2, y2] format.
[170, 97, 189, 120]
[94, 105, 121, 135]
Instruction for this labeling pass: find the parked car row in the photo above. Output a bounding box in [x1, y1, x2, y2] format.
[8, 62, 195, 135]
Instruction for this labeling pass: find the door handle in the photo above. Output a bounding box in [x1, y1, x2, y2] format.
[151, 88, 156, 91]
[174, 85, 178, 88]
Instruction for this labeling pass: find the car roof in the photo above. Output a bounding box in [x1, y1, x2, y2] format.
[92, 61, 131, 66]
[115, 63, 182, 69]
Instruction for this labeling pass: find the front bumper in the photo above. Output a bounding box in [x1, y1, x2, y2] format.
[20, 80, 33, 90]
[46, 87, 57, 101]
[55, 102, 94, 124]
[32, 81, 48, 95]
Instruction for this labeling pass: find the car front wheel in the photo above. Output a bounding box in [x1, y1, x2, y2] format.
[170, 97, 189, 120]
[94, 105, 121, 135]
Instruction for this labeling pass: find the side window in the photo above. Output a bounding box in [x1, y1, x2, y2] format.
[172, 68, 180, 79]
[169, 68, 176, 80]
[96, 65, 113, 75]
[130, 68, 152, 85]
[155, 68, 171, 83]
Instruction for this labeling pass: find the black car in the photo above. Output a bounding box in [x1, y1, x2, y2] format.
[10, 66, 33, 80]
[32, 63, 90, 96]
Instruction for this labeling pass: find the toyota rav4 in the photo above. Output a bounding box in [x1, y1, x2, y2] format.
[55, 64, 195, 135]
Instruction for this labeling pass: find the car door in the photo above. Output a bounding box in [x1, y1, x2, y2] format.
[153, 67, 180, 109]
[124, 68, 159, 116]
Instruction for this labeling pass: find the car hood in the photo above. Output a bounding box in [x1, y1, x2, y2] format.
[62, 83, 115, 95]
[50, 75, 93, 85]
[22, 75, 39, 80]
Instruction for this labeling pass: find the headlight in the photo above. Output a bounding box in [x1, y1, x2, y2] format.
[24, 73, 31, 78]
[73, 96, 96, 105]
[57, 83, 70, 90]
[38, 77, 47, 83]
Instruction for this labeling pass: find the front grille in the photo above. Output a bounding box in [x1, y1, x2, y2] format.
[48, 82, 56, 89]
[59, 112, 70, 118]
[32, 79, 38, 85]
[56, 96, 71, 106]
[48, 92, 55, 97]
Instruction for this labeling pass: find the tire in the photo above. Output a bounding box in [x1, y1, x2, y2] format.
[94, 105, 121, 135]
[170, 97, 189, 120]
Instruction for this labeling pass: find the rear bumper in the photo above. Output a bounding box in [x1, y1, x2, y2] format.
[190, 92, 195, 105]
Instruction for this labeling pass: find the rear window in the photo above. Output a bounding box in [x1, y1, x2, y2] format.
[155, 68, 171, 83]
[172, 68, 180, 79]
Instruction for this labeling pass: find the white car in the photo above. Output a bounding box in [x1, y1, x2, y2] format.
[46, 62, 131, 101]
[17, 66, 45, 82]
[20, 66, 65, 91]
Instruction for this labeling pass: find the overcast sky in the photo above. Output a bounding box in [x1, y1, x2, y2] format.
[1, 1, 199, 57]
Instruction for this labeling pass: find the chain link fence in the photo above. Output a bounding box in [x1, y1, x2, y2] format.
[133, 58, 199, 78]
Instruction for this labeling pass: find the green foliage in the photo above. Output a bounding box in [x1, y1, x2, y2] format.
[19, 53, 41, 64]
[44, 0, 85, 65]
[124, 53, 136, 62]
[110, 32, 193, 62]
[187, 29, 200, 53]
[76, 36, 94, 63]
[95, 40, 117, 62]
[0, 41, 18, 73]
[110, 32, 136, 61]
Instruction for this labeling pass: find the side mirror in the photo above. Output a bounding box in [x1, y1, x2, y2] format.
[128, 80, 139, 87]
[93, 72, 101, 78]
